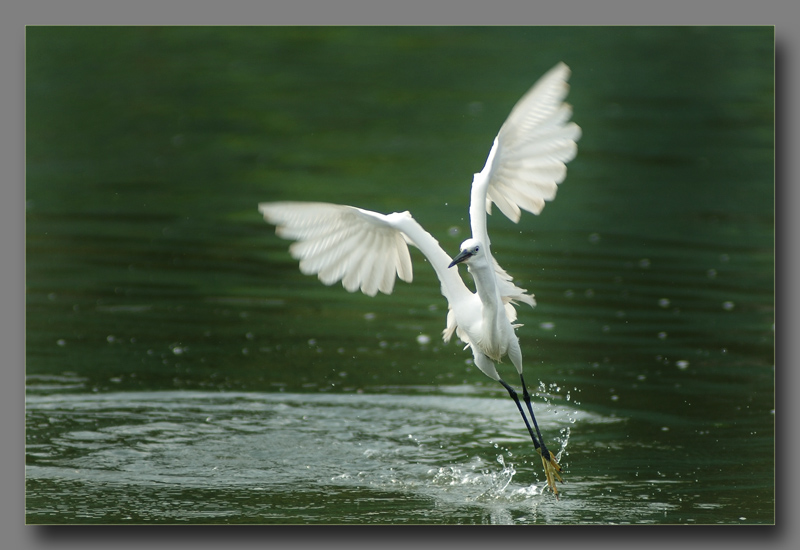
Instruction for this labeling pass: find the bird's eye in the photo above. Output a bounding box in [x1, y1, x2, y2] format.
[474, 246, 479, 252]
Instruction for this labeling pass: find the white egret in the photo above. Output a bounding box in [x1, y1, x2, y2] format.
[259, 62, 580, 496]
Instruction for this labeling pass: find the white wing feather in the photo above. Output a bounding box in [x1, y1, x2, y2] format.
[258, 202, 413, 297]
[466, 62, 580, 311]
[486, 62, 581, 222]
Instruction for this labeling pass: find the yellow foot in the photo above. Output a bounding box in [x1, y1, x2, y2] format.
[537, 448, 563, 498]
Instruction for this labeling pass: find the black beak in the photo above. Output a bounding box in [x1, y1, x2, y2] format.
[448, 249, 472, 268]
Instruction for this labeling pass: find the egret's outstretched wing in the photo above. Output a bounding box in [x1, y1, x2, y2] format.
[466, 62, 580, 309]
[484, 62, 581, 223]
[259, 202, 413, 297]
[259, 202, 473, 309]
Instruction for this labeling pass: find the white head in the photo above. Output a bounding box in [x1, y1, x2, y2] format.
[448, 238, 484, 268]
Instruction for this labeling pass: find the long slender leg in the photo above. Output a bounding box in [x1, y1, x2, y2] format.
[497, 378, 542, 452]
[498, 377, 562, 497]
[504, 339, 550, 458]
[473, 348, 560, 495]
[519, 374, 551, 460]
[519, 373, 563, 489]
[471, 349, 542, 451]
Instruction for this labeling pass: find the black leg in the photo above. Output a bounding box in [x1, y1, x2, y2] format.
[497, 378, 542, 452]
[499, 375, 562, 497]
[519, 373, 552, 461]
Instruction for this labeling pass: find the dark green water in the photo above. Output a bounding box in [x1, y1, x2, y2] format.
[26, 26, 774, 524]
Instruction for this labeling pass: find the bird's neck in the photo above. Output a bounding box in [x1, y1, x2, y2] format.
[467, 261, 501, 320]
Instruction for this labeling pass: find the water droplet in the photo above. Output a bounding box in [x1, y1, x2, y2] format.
[467, 101, 483, 116]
